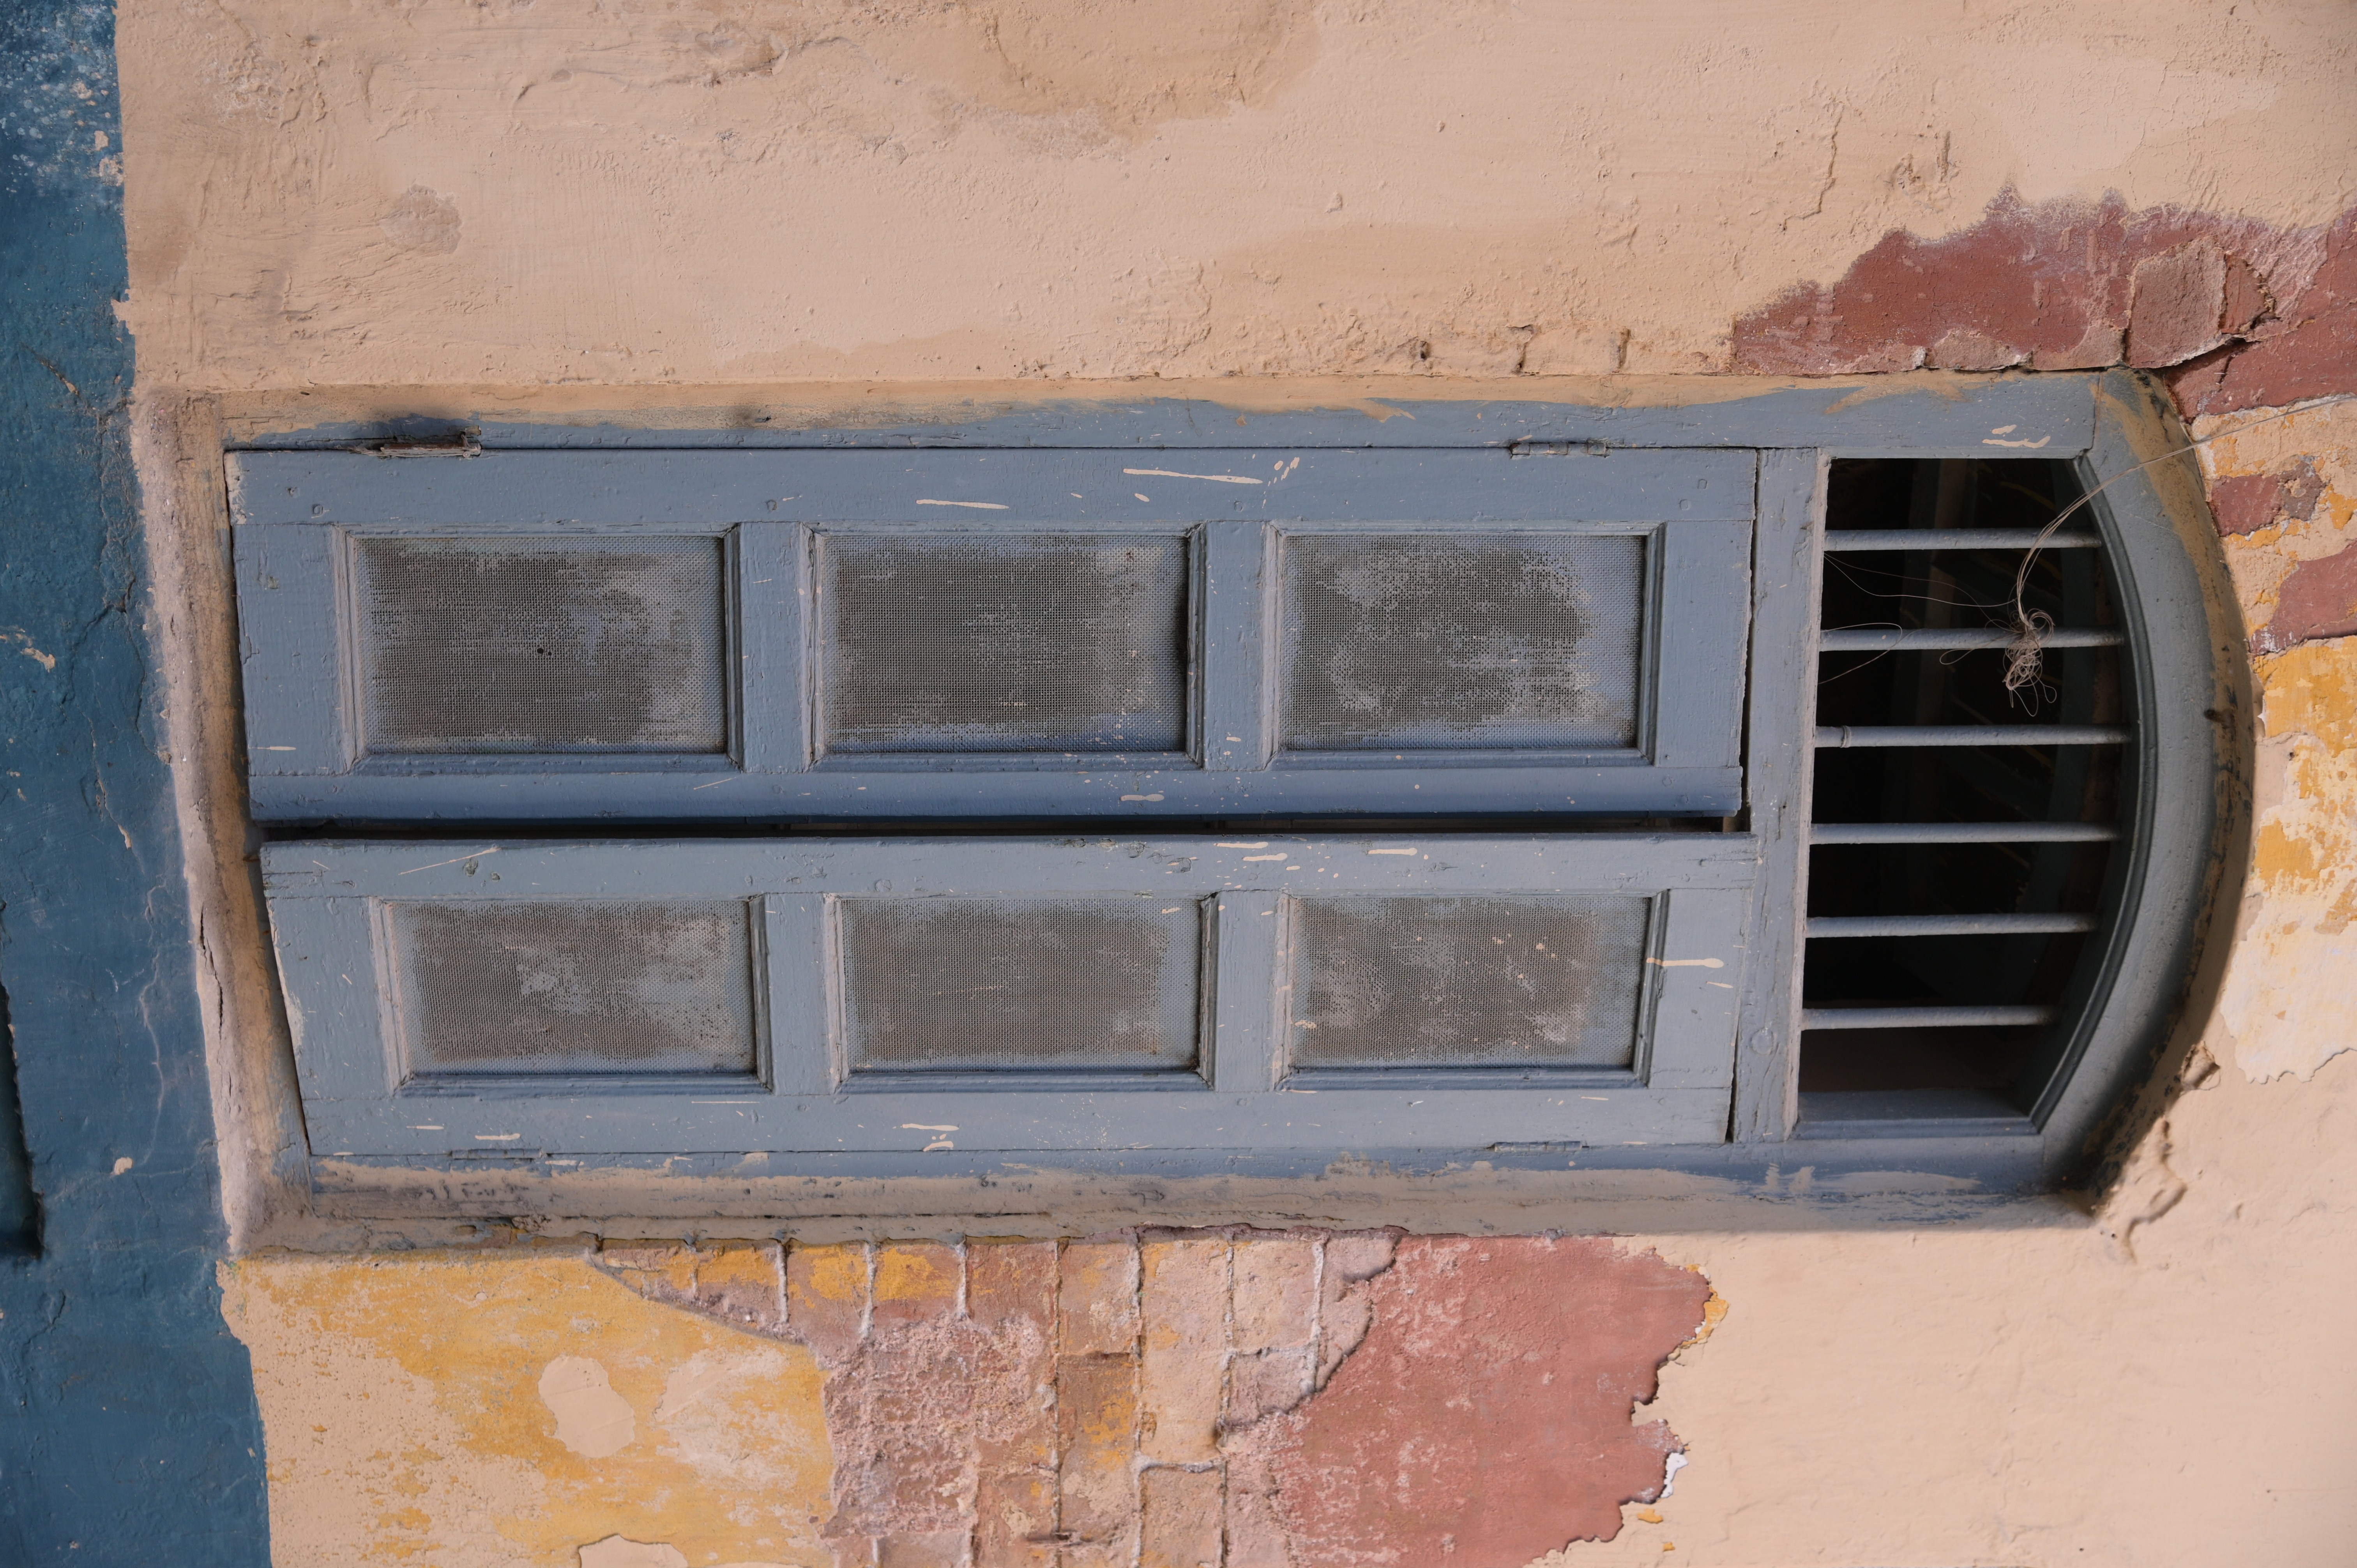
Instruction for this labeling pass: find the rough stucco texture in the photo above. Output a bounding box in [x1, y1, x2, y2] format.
[225, 1233, 1714, 1568]
[116, 0, 2355, 388]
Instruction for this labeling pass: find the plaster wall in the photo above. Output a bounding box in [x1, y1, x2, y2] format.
[99, 1, 2357, 1564]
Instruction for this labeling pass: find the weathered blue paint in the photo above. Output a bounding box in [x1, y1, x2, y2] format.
[230, 371, 2101, 455]
[230, 447, 1757, 820]
[0, 1, 271, 1557]
[262, 833, 1755, 1157]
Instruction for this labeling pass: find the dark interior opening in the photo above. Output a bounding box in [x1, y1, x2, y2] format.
[1800, 457, 2129, 1112]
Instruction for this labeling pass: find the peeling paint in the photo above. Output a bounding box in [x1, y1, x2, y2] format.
[1734, 189, 2357, 417]
[223, 1251, 833, 1566]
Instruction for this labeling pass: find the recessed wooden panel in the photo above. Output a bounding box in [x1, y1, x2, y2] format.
[356, 536, 727, 755]
[1287, 894, 1651, 1070]
[816, 533, 1190, 755]
[387, 899, 757, 1078]
[837, 896, 1203, 1073]
[1279, 534, 1645, 752]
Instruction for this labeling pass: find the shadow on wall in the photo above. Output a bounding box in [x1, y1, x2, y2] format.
[0, 986, 35, 1253]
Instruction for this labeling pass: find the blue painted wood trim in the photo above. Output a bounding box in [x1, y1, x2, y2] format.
[233, 448, 1757, 820]
[232, 373, 2099, 455]
[0, 3, 270, 1557]
[264, 834, 1756, 1156]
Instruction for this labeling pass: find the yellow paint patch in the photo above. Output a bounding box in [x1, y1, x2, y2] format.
[696, 1241, 784, 1300]
[874, 1243, 958, 1304]
[795, 1244, 868, 1304]
[2220, 638, 2357, 1081]
[223, 1251, 833, 1567]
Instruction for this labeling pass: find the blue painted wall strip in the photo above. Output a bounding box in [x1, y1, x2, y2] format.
[0, 2, 271, 1558]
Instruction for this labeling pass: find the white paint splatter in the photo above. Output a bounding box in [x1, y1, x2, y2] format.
[394, 847, 500, 876]
[111, 1157, 133, 1175]
[1122, 467, 1263, 485]
[539, 1356, 636, 1458]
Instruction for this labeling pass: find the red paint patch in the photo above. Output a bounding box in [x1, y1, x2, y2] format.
[1732, 191, 2357, 418]
[2257, 543, 2357, 655]
[1247, 1237, 1710, 1568]
[2211, 457, 2328, 539]
[2210, 473, 2293, 537]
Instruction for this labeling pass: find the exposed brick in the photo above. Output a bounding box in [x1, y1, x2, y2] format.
[873, 1243, 962, 1326]
[2256, 542, 2357, 654]
[2212, 471, 2293, 537]
[1056, 1353, 1139, 1552]
[1140, 1240, 1228, 1464]
[1057, 1543, 1131, 1568]
[1140, 1467, 1225, 1568]
[973, 1469, 1057, 1568]
[1221, 1453, 1291, 1568]
[790, 1241, 871, 1363]
[970, 1241, 1058, 1331]
[1314, 1233, 1394, 1388]
[877, 1531, 968, 1568]
[1229, 1239, 1315, 1353]
[973, 1243, 1060, 1568]
[2127, 240, 2239, 369]
[1323, 1232, 1396, 1284]
[596, 1240, 790, 1338]
[597, 1239, 699, 1290]
[1729, 189, 2357, 419]
[1059, 1240, 1139, 1356]
[694, 1240, 787, 1335]
[1224, 1347, 1312, 1429]
[2214, 457, 2329, 538]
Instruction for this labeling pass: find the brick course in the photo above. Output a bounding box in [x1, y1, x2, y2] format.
[595, 1229, 1705, 1567]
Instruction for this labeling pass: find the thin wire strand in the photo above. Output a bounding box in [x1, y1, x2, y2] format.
[2001, 393, 2356, 693]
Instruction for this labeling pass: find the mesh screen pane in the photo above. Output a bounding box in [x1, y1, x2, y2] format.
[818, 533, 1189, 753]
[358, 537, 728, 754]
[839, 897, 1202, 1072]
[1280, 533, 1644, 750]
[1288, 894, 1650, 1068]
[389, 900, 757, 1077]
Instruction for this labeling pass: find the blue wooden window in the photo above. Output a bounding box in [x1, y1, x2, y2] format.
[235, 375, 2244, 1191]
[265, 835, 1749, 1157]
[230, 448, 1753, 820]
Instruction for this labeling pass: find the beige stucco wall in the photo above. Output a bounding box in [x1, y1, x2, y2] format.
[120, 0, 2354, 387]
[116, 2, 2357, 1563]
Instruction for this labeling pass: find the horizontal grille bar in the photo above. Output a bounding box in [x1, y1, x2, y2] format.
[1817, 627, 2125, 652]
[1822, 529, 2103, 551]
[1810, 821, 2120, 845]
[1808, 913, 2099, 938]
[1802, 1005, 2058, 1031]
[1815, 724, 2130, 749]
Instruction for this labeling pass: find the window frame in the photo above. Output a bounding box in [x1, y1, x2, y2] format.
[223, 369, 2246, 1210]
